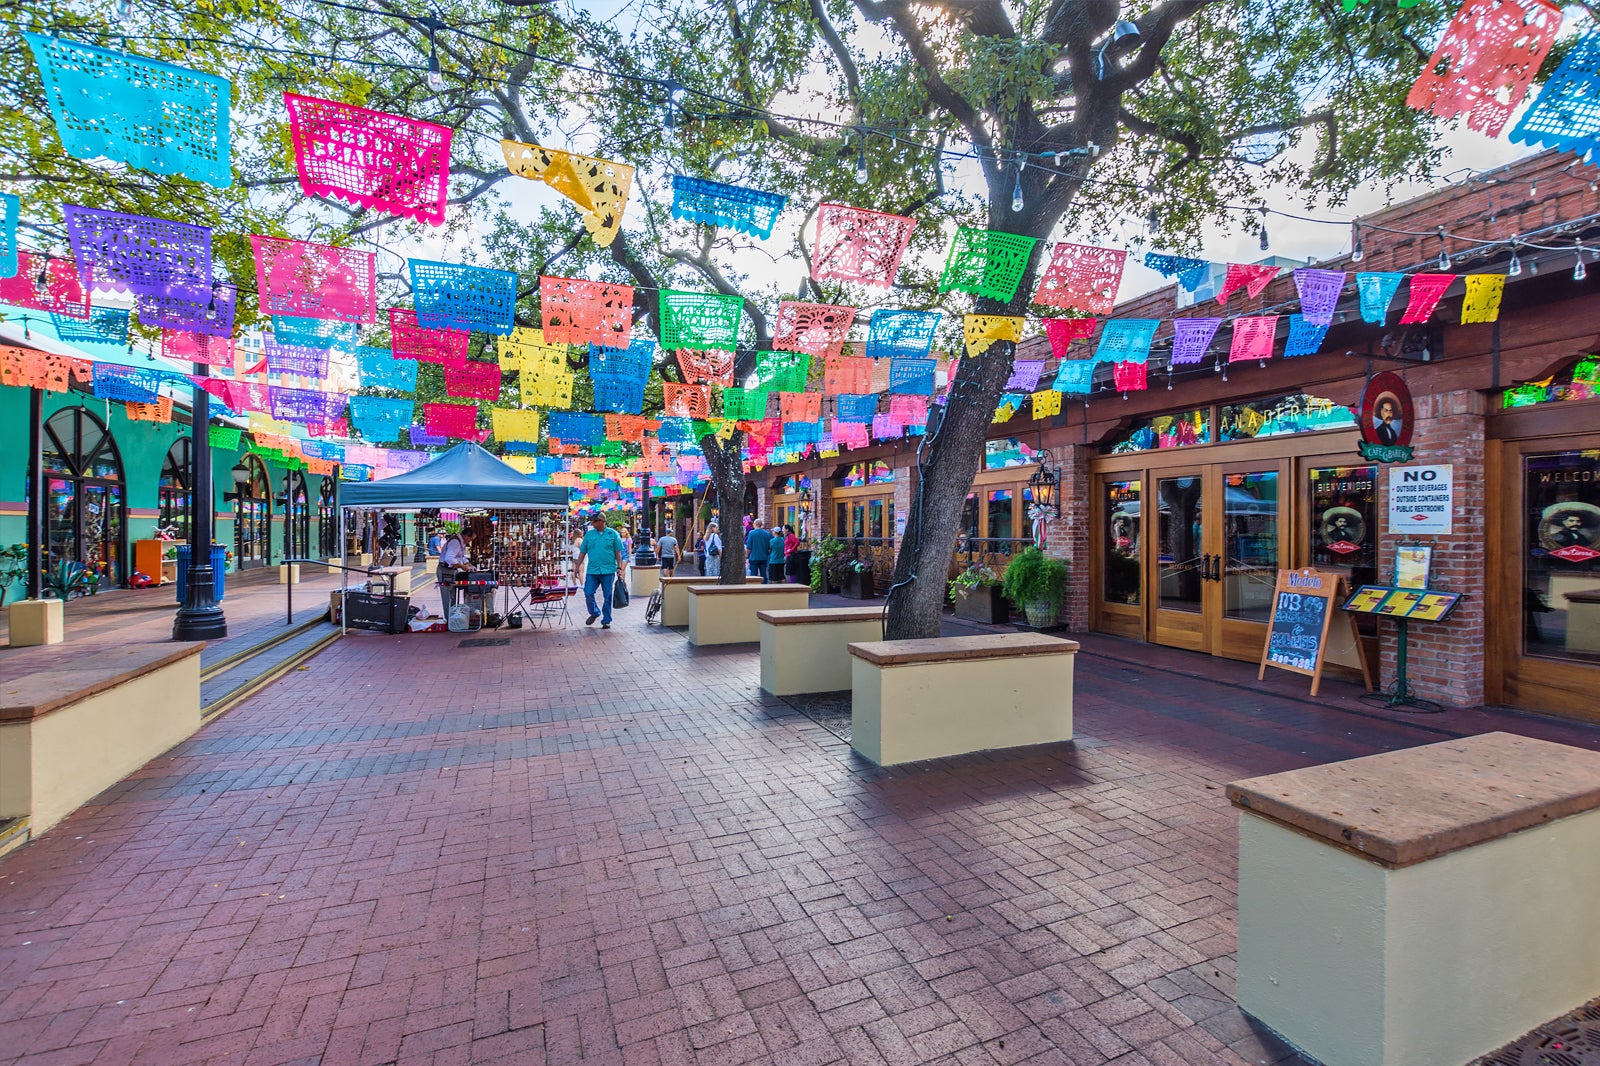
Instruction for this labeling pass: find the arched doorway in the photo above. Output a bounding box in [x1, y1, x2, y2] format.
[234, 454, 272, 570]
[42, 407, 127, 583]
[283, 470, 310, 562]
[317, 477, 337, 558]
[158, 438, 193, 541]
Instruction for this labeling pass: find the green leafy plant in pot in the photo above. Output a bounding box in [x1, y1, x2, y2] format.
[948, 562, 1007, 624]
[1000, 546, 1068, 628]
[809, 536, 844, 592]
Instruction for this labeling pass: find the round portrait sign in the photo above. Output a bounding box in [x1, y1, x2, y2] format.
[1357, 371, 1415, 462]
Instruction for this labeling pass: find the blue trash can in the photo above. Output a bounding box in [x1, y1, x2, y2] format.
[174, 545, 228, 604]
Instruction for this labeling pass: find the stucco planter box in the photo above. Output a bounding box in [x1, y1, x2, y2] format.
[6, 599, 64, 647]
[686, 583, 809, 645]
[627, 565, 660, 598]
[660, 575, 762, 627]
[758, 606, 886, 696]
[278, 563, 301, 584]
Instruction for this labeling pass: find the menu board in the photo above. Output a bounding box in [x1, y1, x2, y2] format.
[1342, 584, 1463, 623]
[1259, 568, 1366, 695]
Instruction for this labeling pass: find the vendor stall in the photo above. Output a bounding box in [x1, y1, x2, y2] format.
[336, 442, 569, 633]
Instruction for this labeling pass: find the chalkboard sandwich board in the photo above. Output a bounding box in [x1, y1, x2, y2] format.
[1259, 568, 1370, 695]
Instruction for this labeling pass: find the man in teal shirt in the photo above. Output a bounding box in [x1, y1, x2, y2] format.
[576, 513, 626, 628]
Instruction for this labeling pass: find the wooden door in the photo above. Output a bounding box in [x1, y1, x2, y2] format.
[1150, 468, 1215, 652]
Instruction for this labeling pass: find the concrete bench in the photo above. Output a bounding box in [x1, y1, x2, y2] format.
[758, 607, 886, 695]
[1, 641, 204, 844]
[686, 583, 810, 646]
[627, 565, 660, 598]
[1227, 732, 1600, 1066]
[659, 574, 762, 627]
[848, 633, 1078, 766]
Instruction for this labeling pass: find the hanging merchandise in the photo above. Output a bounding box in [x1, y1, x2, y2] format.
[1229, 316, 1280, 362]
[888, 357, 936, 395]
[423, 401, 481, 439]
[125, 397, 174, 423]
[1293, 269, 1347, 326]
[963, 314, 1025, 356]
[1399, 273, 1456, 323]
[136, 280, 235, 336]
[389, 308, 470, 368]
[675, 347, 735, 386]
[834, 393, 877, 423]
[1113, 362, 1148, 392]
[812, 202, 918, 287]
[773, 301, 857, 358]
[1144, 252, 1210, 289]
[1169, 317, 1223, 365]
[91, 362, 163, 402]
[658, 290, 743, 351]
[823, 355, 872, 395]
[409, 258, 517, 336]
[356, 346, 418, 391]
[1043, 317, 1099, 357]
[669, 175, 787, 239]
[1033, 242, 1128, 314]
[663, 383, 711, 419]
[63, 205, 211, 294]
[489, 407, 541, 445]
[264, 332, 331, 378]
[251, 235, 378, 324]
[53, 307, 130, 346]
[501, 140, 633, 248]
[161, 329, 234, 367]
[1093, 319, 1160, 364]
[1032, 389, 1062, 418]
[1282, 315, 1330, 358]
[1407, 0, 1562, 138]
[589, 337, 656, 382]
[1217, 263, 1281, 303]
[272, 387, 347, 426]
[350, 396, 414, 443]
[1510, 30, 1600, 156]
[0, 192, 16, 280]
[1461, 274, 1505, 323]
[443, 360, 503, 400]
[1005, 360, 1046, 392]
[1052, 359, 1097, 394]
[22, 33, 231, 188]
[0, 252, 90, 318]
[939, 227, 1041, 302]
[592, 375, 646, 414]
[548, 411, 604, 445]
[285, 93, 452, 226]
[498, 327, 565, 374]
[271, 315, 359, 348]
[1357, 271, 1406, 324]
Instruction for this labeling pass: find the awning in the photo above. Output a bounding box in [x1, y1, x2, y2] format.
[340, 441, 567, 510]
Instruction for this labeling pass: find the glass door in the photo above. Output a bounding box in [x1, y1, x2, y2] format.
[1152, 470, 1211, 651]
[1215, 465, 1283, 661]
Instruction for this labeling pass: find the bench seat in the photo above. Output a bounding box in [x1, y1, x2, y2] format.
[848, 633, 1077, 766]
[757, 606, 885, 695]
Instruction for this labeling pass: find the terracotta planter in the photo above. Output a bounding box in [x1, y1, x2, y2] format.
[953, 585, 1009, 624]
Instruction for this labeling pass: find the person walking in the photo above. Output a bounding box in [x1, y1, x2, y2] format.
[576, 513, 626, 628]
[745, 518, 772, 582]
[766, 523, 787, 585]
[692, 533, 705, 576]
[656, 528, 680, 576]
[704, 526, 723, 577]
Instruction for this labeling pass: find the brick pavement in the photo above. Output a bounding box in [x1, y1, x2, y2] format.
[2, 609, 1597, 1065]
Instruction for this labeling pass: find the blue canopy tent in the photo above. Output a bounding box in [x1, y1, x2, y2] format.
[340, 441, 567, 511]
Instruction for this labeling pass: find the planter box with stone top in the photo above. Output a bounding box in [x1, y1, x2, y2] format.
[660, 574, 762, 627]
[847, 633, 1077, 766]
[1227, 732, 1600, 1066]
[758, 606, 885, 696]
[685, 583, 810, 646]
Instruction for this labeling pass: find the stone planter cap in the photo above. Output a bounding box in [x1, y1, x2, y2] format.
[756, 607, 885, 625]
[1226, 732, 1600, 868]
[848, 633, 1079, 666]
[685, 584, 810, 596]
[1, 641, 204, 723]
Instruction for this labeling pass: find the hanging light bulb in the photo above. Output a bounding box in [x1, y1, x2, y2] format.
[1508, 239, 1522, 277]
[426, 26, 443, 90]
[1350, 223, 1364, 263]
[34, 258, 49, 299]
[204, 287, 220, 322]
[1258, 206, 1270, 252]
[1147, 206, 1160, 234]
[1530, 255, 1540, 276]
[855, 133, 869, 182]
[1575, 241, 1587, 281]
[663, 79, 685, 130]
[119, 0, 133, 17]
[1166, 368, 1173, 391]
[1530, 179, 1539, 198]
[1011, 160, 1025, 213]
[1437, 227, 1450, 270]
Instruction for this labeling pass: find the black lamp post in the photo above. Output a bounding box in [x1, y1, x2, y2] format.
[1027, 451, 1059, 549]
[172, 377, 228, 641]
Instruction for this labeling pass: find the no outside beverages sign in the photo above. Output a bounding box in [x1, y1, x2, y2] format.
[1387, 464, 1453, 535]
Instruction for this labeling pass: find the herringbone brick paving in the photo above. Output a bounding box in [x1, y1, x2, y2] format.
[3, 615, 1597, 1065]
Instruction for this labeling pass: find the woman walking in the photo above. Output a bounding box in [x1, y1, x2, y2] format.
[766, 523, 787, 585]
[704, 526, 723, 577]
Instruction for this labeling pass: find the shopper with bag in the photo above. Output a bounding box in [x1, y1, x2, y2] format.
[704, 527, 723, 577]
[576, 513, 626, 628]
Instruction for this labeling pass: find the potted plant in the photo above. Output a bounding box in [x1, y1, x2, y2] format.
[841, 558, 875, 599]
[948, 563, 1008, 624]
[41, 559, 89, 601]
[1000, 546, 1069, 629]
[810, 536, 844, 593]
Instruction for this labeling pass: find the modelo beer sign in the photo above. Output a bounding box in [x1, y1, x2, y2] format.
[1357, 371, 1414, 463]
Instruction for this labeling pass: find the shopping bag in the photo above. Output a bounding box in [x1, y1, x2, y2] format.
[613, 579, 630, 609]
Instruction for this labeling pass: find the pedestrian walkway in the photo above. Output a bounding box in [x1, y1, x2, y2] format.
[1, 601, 1596, 1065]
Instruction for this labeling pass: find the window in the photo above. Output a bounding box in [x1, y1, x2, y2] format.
[1503, 358, 1599, 408]
[1523, 449, 1600, 663]
[1105, 408, 1211, 453]
[1104, 479, 1141, 605]
[1221, 392, 1357, 441]
[984, 438, 1039, 470]
[159, 439, 193, 541]
[842, 461, 893, 486]
[987, 490, 1013, 541]
[41, 407, 126, 581]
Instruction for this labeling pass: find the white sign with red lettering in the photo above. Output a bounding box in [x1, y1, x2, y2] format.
[1387, 464, 1453, 535]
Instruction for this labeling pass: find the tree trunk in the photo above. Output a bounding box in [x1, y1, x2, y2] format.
[701, 430, 748, 584]
[883, 299, 1025, 640]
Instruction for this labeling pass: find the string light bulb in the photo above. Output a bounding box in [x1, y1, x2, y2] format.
[1437, 227, 1450, 270]
[426, 24, 443, 90]
[1575, 241, 1587, 282]
[854, 132, 869, 182]
[664, 79, 685, 129]
[34, 258, 48, 299]
[1508, 239, 1522, 277]
[1257, 206, 1269, 252]
[1350, 223, 1364, 263]
[1011, 159, 1025, 213]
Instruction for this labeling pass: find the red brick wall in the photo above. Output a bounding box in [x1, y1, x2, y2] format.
[1046, 443, 1092, 631]
[1376, 389, 1487, 707]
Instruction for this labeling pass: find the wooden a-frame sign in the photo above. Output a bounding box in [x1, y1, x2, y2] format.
[1258, 567, 1373, 696]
